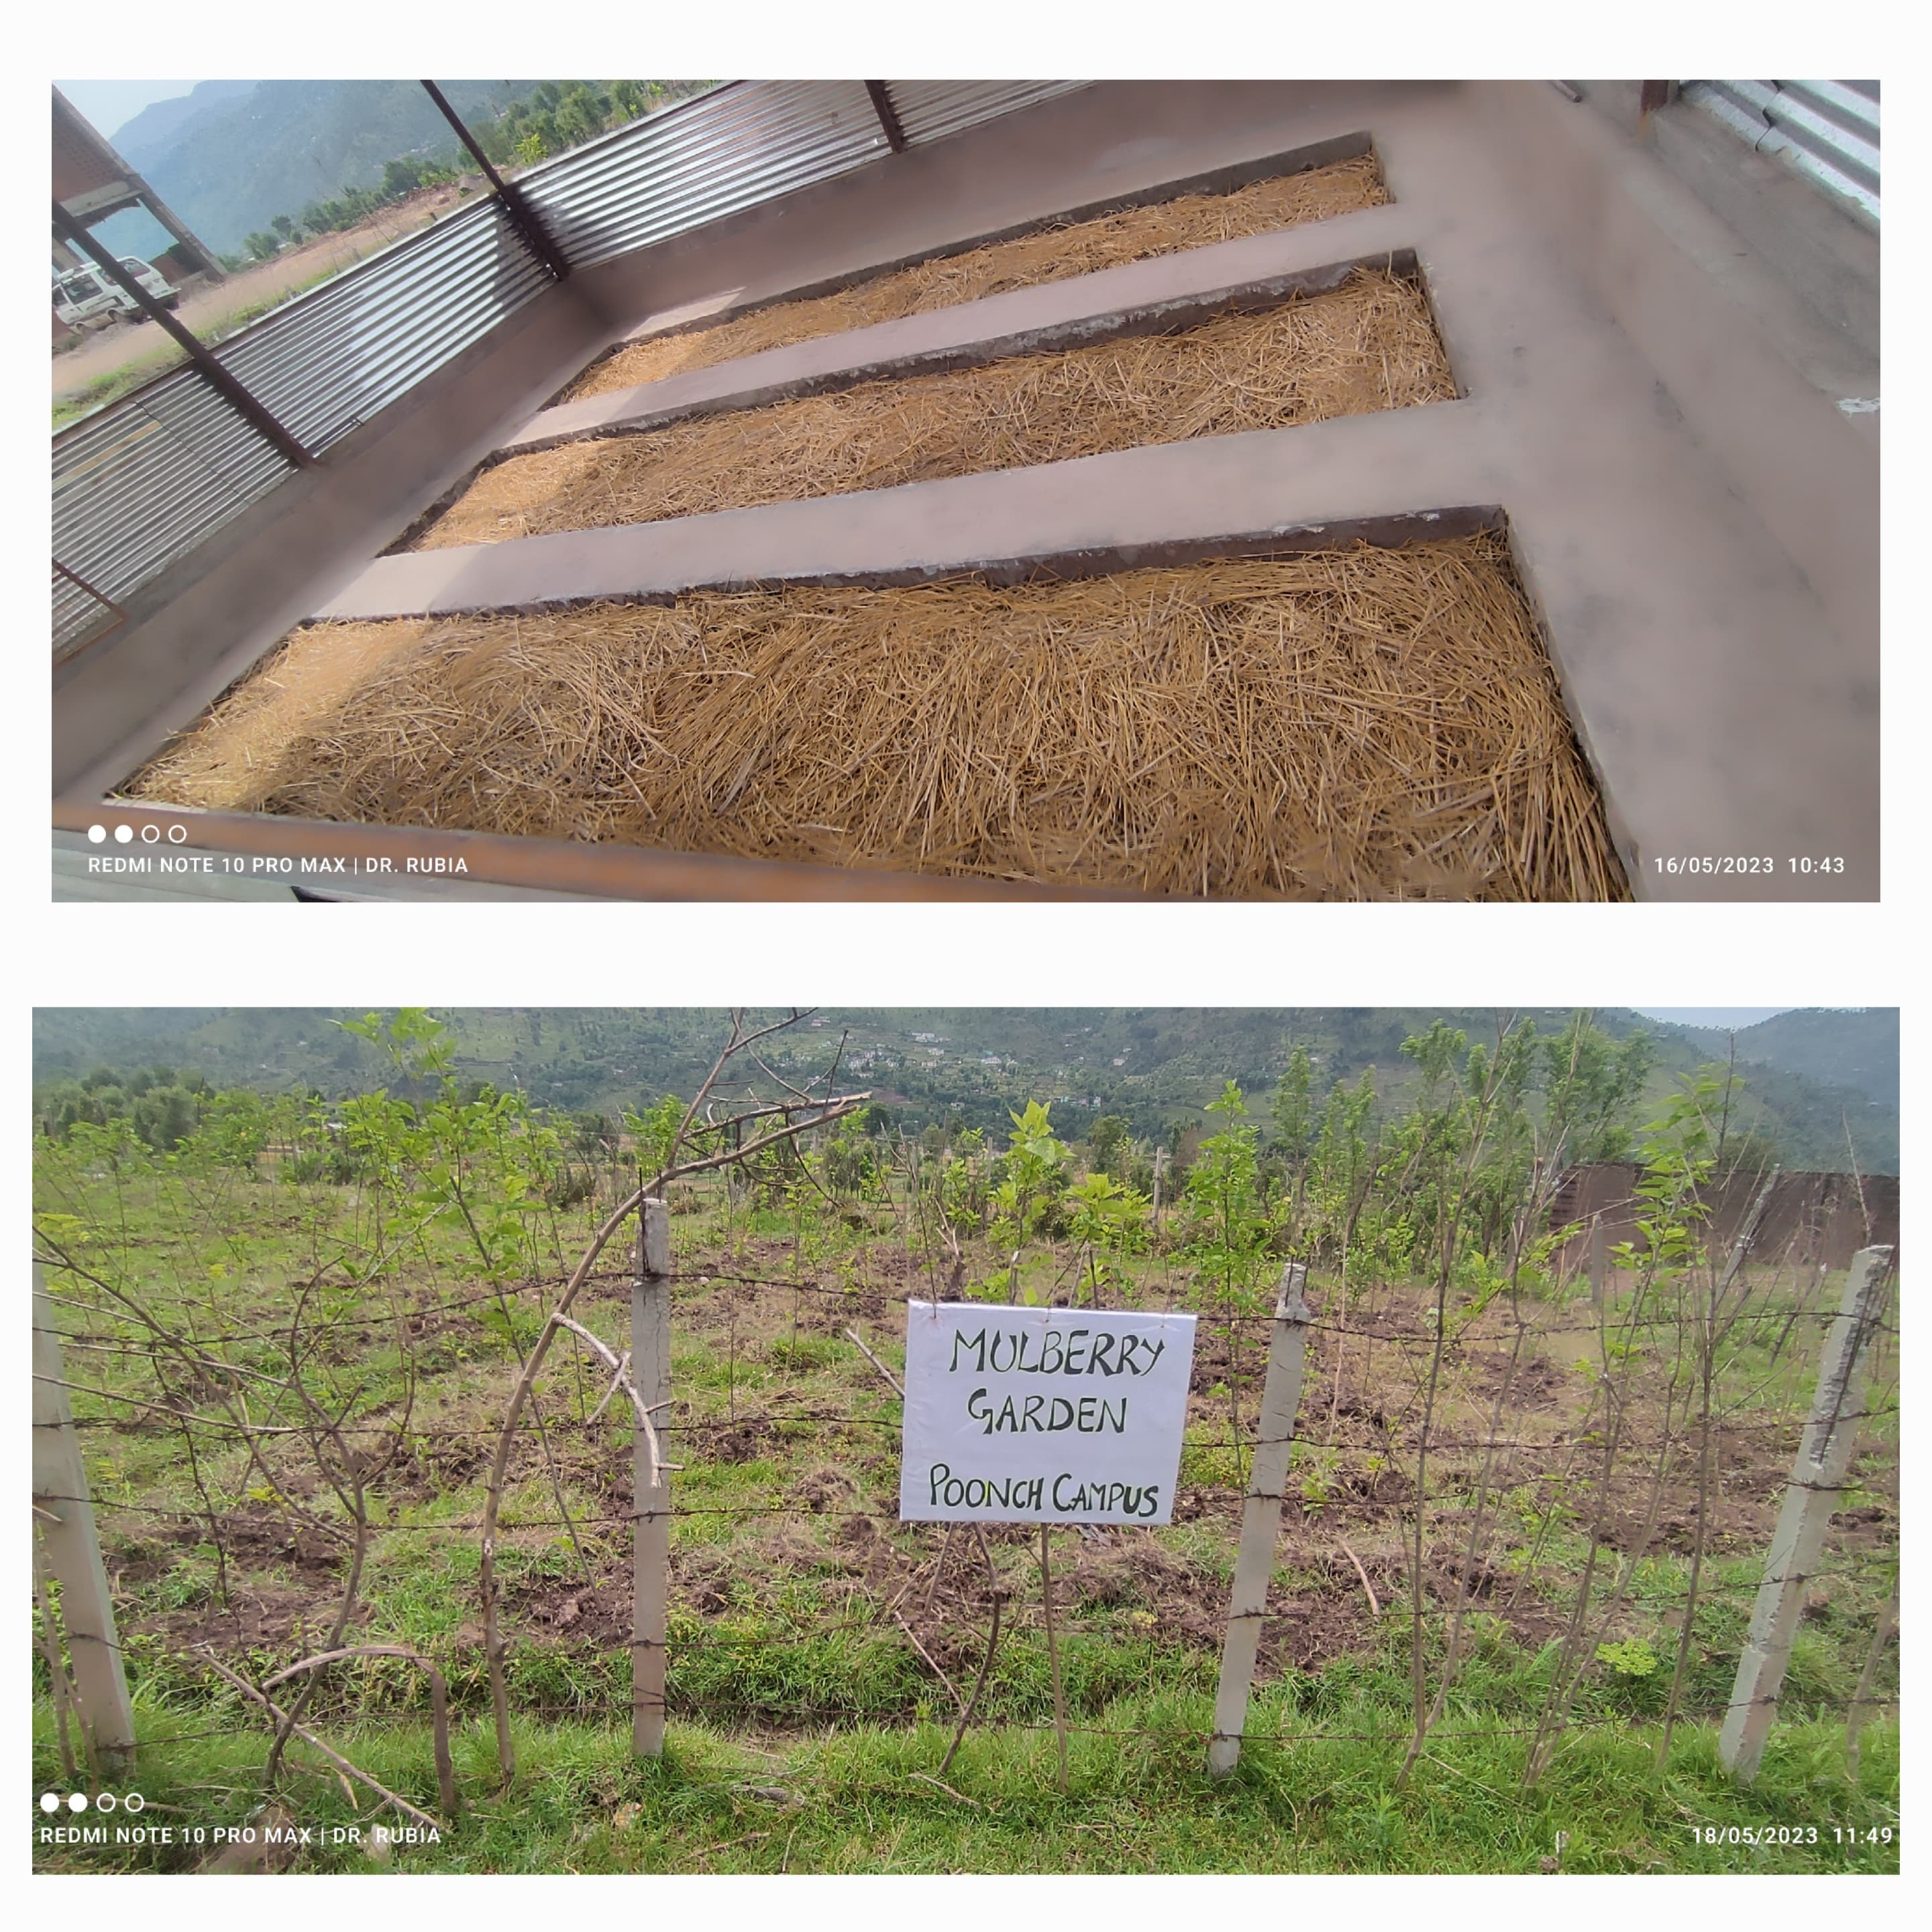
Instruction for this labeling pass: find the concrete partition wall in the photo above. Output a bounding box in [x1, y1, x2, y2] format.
[52, 81, 1880, 900]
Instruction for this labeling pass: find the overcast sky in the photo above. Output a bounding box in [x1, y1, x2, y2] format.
[56, 80, 203, 141]
[1629, 1008, 1793, 1030]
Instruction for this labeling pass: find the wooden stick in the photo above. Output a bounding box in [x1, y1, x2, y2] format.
[32, 1536, 78, 1782]
[196, 1650, 441, 1832]
[924, 1525, 959, 1617]
[891, 1608, 966, 1712]
[1845, 1588, 1898, 1780]
[843, 1325, 904, 1397]
[586, 1348, 633, 1423]
[938, 1591, 1003, 1777]
[553, 1316, 668, 1483]
[910, 1771, 981, 1808]
[1338, 1538, 1381, 1616]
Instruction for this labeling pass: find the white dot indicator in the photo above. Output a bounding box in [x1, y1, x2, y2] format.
[113, 825, 133, 845]
[40, 1792, 59, 1813]
[68, 1792, 88, 1812]
[87, 824, 107, 843]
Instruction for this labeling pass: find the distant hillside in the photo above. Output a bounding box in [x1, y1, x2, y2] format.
[31, 1007, 1899, 1174]
[1664, 1008, 1898, 1108]
[126, 79, 545, 253]
[112, 79, 258, 168]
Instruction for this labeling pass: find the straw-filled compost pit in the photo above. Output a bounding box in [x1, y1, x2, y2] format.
[416, 269, 1453, 550]
[571, 153, 1390, 398]
[127, 535, 1627, 902]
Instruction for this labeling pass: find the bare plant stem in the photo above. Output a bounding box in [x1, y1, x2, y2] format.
[941, 1587, 1004, 1776]
[1845, 1589, 1898, 1779]
[262, 1645, 459, 1815]
[1040, 1525, 1069, 1792]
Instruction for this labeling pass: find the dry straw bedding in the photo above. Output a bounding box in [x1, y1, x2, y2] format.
[417, 270, 1453, 550]
[569, 154, 1390, 399]
[129, 536, 1627, 902]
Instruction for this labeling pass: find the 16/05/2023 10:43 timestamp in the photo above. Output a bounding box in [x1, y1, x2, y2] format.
[1650, 856, 1845, 877]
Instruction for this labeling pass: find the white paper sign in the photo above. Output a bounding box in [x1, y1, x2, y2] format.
[898, 1301, 1197, 1525]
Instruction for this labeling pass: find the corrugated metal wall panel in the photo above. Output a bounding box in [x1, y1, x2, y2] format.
[52, 366, 294, 654]
[214, 198, 553, 451]
[519, 80, 888, 270]
[1682, 79, 1880, 227]
[884, 80, 1088, 148]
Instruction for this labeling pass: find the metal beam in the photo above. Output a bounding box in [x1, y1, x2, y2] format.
[52, 557, 125, 620]
[50, 199, 316, 469]
[419, 81, 573, 282]
[865, 80, 908, 152]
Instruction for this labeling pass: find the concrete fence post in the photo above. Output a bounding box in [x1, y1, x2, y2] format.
[1719, 1244, 1892, 1781]
[632, 1198, 672, 1758]
[1208, 1261, 1313, 1778]
[32, 1265, 137, 1777]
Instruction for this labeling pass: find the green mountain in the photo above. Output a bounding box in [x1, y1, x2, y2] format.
[111, 79, 259, 170]
[30, 1008, 1899, 1175]
[123, 79, 546, 253]
[1662, 1008, 1897, 1108]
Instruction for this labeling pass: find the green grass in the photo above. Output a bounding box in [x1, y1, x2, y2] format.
[32, 1693, 1898, 1874]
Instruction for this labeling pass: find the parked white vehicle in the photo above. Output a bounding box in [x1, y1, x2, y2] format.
[52, 257, 179, 328]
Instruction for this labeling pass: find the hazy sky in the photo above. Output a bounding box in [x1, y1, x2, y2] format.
[1631, 1008, 1793, 1030]
[55, 80, 203, 141]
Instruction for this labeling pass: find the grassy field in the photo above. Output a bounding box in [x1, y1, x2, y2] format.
[32, 1698, 1898, 1874]
[31, 1122, 1900, 1875]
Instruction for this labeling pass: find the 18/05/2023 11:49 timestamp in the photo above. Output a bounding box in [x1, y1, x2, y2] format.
[1686, 1826, 1894, 1847]
[1651, 857, 1845, 877]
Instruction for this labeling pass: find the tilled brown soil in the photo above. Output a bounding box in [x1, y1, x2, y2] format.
[103, 1243, 1895, 1706]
